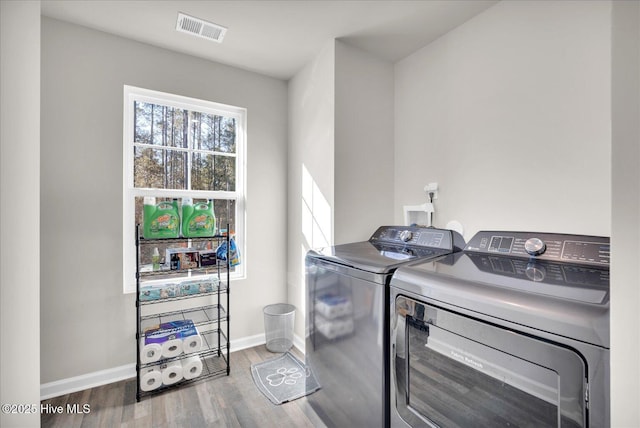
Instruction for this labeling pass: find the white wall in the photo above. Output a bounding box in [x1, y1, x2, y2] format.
[394, 0, 611, 239]
[0, 1, 41, 427]
[287, 40, 336, 340]
[395, 0, 640, 426]
[611, 1, 640, 426]
[40, 17, 288, 384]
[334, 41, 395, 244]
[287, 40, 396, 341]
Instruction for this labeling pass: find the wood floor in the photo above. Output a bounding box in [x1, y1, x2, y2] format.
[41, 346, 326, 428]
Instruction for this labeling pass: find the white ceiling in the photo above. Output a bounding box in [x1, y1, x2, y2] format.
[41, 0, 498, 80]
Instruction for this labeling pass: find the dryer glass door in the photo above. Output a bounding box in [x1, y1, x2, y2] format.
[393, 296, 587, 428]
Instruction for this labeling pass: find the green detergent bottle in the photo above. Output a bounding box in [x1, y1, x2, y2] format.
[182, 199, 216, 237]
[143, 197, 180, 239]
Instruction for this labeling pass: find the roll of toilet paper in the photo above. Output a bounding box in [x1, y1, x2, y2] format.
[161, 338, 183, 359]
[140, 341, 163, 364]
[182, 355, 203, 380]
[140, 367, 162, 392]
[161, 360, 183, 386]
[182, 332, 202, 354]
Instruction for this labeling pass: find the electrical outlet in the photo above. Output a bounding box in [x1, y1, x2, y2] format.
[424, 183, 438, 200]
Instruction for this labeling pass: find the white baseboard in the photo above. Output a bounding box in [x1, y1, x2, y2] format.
[229, 332, 265, 352]
[40, 363, 136, 401]
[232, 333, 305, 355]
[40, 333, 305, 400]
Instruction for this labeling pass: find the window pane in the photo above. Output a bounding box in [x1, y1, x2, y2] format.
[134, 196, 237, 265]
[213, 199, 236, 235]
[134, 101, 188, 148]
[192, 112, 236, 153]
[218, 117, 236, 153]
[191, 153, 236, 191]
[134, 147, 186, 189]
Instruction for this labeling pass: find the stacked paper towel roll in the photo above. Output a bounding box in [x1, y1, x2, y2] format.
[182, 328, 202, 354]
[160, 360, 183, 385]
[161, 338, 183, 358]
[140, 340, 163, 364]
[140, 367, 162, 392]
[182, 355, 203, 380]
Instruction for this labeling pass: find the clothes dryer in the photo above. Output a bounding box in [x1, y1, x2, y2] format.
[306, 226, 465, 428]
[390, 231, 610, 427]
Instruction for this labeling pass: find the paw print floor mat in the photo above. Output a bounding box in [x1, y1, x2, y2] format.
[251, 351, 321, 404]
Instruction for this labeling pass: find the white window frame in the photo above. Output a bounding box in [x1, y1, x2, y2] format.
[122, 85, 246, 293]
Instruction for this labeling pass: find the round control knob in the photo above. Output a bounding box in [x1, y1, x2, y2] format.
[399, 230, 413, 242]
[524, 238, 546, 256]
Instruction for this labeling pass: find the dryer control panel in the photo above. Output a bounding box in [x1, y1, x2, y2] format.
[370, 225, 465, 252]
[464, 231, 610, 267]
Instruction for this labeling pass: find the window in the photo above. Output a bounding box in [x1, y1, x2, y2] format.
[123, 86, 246, 293]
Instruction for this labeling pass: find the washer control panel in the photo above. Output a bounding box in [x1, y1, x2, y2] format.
[465, 231, 610, 266]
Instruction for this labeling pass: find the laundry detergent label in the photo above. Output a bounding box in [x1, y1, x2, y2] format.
[151, 214, 179, 233]
[188, 215, 214, 233]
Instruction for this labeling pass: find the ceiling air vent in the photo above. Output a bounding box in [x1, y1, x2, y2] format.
[176, 12, 227, 43]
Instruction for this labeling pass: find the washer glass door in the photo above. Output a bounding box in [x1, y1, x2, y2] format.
[392, 296, 587, 427]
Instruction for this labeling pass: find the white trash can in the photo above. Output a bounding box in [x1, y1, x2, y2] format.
[263, 303, 296, 352]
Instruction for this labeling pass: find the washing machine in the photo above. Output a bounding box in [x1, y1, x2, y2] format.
[390, 231, 610, 428]
[306, 225, 465, 428]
